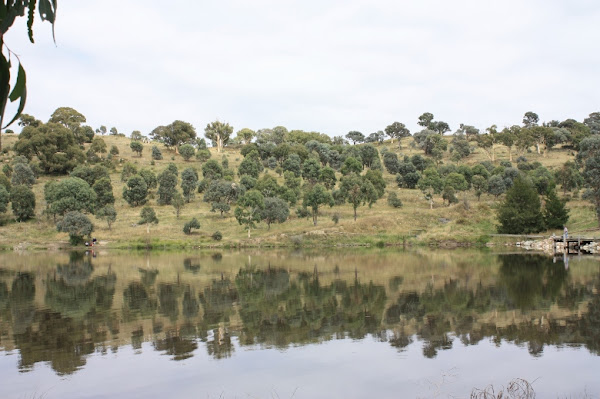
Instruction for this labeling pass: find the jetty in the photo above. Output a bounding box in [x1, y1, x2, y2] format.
[552, 236, 600, 254]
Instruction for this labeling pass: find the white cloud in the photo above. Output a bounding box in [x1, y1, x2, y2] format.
[3, 0, 600, 137]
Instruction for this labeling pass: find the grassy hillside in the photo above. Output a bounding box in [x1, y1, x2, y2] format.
[0, 133, 596, 250]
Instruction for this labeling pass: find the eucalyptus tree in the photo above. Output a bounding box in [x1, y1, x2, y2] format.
[384, 122, 410, 146]
[339, 175, 378, 221]
[346, 131, 365, 145]
[235, 190, 265, 238]
[236, 128, 256, 145]
[261, 197, 290, 230]
[123, 176, 148, 207]
[14, 122, 85, 174]
[10, 185, 35, 221]
[45, 177, 96, 217]
[303, 184, 334, 226]
[205, 120, 233, 153]
[204, 180, 245, 216]
[150, 120, 196, 153]
[57, 211, 94, 245]
[181, 168, 199, 202]
[130, 141, 143, 157]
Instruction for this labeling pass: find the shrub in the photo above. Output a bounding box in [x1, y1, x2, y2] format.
[183, 218, 200, 235]
[11, 163, 36, 187]
[296, 206, 310, 218]
[179, 144, 195, 161]
[332, 213, 340, 224]
[10, 185, 35, 221]
[56, 211, 94, 245]
[0, 185, 9, 214]
[211, 231, 223, 241]
[130, 141, 143, 157]
[139, 206, 159, 225]
[152, 146, 163, 160]
[123, 175, 148, 206]
[97, 205, 117, 230]
[387, 192, 403, 208]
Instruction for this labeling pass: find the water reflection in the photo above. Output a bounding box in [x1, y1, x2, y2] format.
[0, 251, 599, 376]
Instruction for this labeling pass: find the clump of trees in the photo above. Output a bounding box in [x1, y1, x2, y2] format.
[497, 177, 568, 234]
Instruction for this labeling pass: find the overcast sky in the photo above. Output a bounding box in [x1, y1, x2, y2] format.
[4, 0, 600, 138]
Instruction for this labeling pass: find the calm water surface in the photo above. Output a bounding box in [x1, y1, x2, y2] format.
[0, 249, 599, 398]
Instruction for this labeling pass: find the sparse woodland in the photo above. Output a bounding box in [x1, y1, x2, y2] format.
[0, 108, 598, 249]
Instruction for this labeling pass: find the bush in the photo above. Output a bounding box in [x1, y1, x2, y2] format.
[0, 173, 11, 191]
[296, 206, 310, 218]
[97, 205, 117, 230]
[211, 231, 223, 241]
[123, 175, 148, 206]
[56, 211, 94, 245]
[0, 185, 9, 214]
[130, 141, 143, 156]
[139, 206, 159, 225]
[121, 162, 138, 182]
[196, 149, 211, 163]
[442, 185, 459, 205]
[11, 163, 36, 187]
[152, 146, 163, 160]
[387, 192, 403, 208]
[332, 213, 340, 224]
[183, 218, 200, 235]
[197, 179, 208, 193]
[179, 144, 195, 161]
[2, 164, 12, 177]
[10, 185, 35, 221]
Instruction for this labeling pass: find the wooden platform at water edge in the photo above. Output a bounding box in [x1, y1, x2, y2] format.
[553, 236, 600, 254]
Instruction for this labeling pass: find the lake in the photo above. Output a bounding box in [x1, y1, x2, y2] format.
[0, 249, 599, 398]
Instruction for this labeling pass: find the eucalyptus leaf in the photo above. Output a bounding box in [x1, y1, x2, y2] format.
[4, 65, 27, 128]
[27, 0, 36, 43]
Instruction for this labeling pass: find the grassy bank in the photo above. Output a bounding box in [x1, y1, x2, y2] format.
[0, 133, 597, 250]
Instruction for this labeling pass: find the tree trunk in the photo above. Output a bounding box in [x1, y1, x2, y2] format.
[354, 207, 357, 221]
[247, 227, 251, 238]
[313, 211, 317, 226]
[508, 147, 513, 162]
[146, 224, 150, 234]
[536, 143, 541, 154]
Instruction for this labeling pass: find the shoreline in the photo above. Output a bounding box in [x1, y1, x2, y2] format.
[2, 234, 512, 252]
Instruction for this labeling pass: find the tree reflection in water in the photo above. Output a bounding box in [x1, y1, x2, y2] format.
[0, 251, 599, 376]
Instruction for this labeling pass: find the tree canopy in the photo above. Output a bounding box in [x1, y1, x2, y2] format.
[14, 122, 85, 174]
[150, 120, 196, 152]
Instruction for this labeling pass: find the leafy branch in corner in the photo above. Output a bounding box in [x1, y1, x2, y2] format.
[0, 0, 57, 150]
